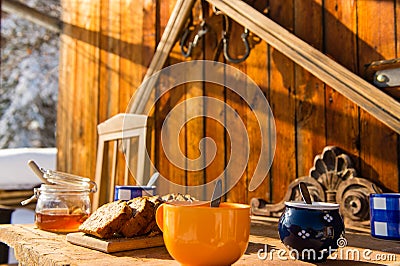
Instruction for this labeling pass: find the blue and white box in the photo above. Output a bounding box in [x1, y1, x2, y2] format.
[370, 193, 400, 240]
[114, 186, 156, 201]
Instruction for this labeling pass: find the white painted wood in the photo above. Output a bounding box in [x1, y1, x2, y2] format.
[93, 114, 148, 210]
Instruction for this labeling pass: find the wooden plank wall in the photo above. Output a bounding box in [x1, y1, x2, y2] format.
[57, 0, 399, 204]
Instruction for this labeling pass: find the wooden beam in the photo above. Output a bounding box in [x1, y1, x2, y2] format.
[205, 0, 400, 134]
[127, 0, 196, 114]
[1, 0, 61, 33]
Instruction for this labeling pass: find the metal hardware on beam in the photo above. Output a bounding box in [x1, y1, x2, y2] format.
[128, 0, 400, 135]
[205, 0, 400, 134]
[374, 68, 400, 88]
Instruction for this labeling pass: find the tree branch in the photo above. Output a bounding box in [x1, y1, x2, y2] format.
[1, 0, 61, 33]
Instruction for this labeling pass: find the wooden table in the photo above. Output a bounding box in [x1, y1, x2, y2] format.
[1, 217, 399, 265]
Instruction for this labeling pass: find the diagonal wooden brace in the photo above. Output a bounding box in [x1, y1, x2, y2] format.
[206, 0, 400, 134]
[129, 0, 400, 134]
[127, 0, 197, 114]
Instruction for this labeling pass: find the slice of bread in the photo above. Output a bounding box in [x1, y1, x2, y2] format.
[119, 197, 155, 237]
[79, 194, 196, 239]
[79, 200, 132, 238]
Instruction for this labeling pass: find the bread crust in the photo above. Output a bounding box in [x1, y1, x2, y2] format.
[79, 200, 132, 238]
[120, 197, 155, 237]
[79, 193, 195, 239]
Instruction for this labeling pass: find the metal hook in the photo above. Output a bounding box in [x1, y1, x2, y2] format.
[180, 21, 208, 58]
[223, 27, 251, 64]
[180, 27, 194, 57]
[214, 15, 251, 63]
[212, 5, 224, 16]
[180, 12, 194, 57]
[214, 14, 230, 61]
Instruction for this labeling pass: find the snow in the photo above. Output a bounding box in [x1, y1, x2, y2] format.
[0, 147, 57, 190]
[1, 0, 60, 148]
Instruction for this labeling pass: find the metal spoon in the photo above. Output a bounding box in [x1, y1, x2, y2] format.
[299, 181, 312, 204]
[146, 172, 159, 187]
[210, 179, 222, 207]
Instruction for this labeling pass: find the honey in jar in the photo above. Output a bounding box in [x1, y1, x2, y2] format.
[33, 170, 96, 233]
[35, 208, 89, 232]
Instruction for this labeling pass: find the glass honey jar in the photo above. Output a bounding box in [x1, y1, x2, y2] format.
[32, 170, 97, 232]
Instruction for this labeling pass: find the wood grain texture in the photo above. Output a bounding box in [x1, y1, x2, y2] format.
[206, 0, 400, 134]
[127, 0, 197, 114]
[268, 0, 297, 203]
[154, 0, 187, 196]
[57, 0, 400, 212]
[84, 0, 100, 179]
[66, 232, 164, 253]
[142, 0, 158, 186]
[324, 0, 360, 171]
[98, 0, 119, 120]
[2, 223, 399, 265]
[224, 21, 248, 204]
[397, 0, 400, 58]
[71, 0, 99, 178]
[184, 2, 206, 200]
[358, 0, 399, 191]
[119, 0, 143, 111]
[294, 0, 326, 177]
[57, 0, 77, 172]
[246, 35, 271, 203]
[203, 14, 227, 201]
[120, 0, 143, 184]
[99, 0, 123, 186]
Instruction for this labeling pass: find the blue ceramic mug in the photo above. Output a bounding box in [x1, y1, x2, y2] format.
[370, 193, 400, 240]
[278, 201, 345, 262]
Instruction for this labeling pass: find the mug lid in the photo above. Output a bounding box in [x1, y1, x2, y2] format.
[285, 201, 339, 210]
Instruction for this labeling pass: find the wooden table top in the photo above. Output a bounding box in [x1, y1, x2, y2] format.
[1, 217, 399, 265]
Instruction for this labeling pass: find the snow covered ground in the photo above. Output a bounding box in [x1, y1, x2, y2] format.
[1, 0, 60, 148]
[0, 147, 57, 189]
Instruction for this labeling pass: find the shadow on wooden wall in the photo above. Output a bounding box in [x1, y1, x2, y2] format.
[57, 0, 399, 206]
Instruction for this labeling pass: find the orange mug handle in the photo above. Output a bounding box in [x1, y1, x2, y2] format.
[155, 203, 165, 232]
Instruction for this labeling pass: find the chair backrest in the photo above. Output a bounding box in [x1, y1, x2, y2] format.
[92, 113, 149, 210]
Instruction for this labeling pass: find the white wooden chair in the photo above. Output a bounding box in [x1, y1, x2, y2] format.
[92, 114, 149, 210]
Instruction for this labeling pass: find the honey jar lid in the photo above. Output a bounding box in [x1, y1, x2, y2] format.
[43, 170, 97, 193]
[22, 164, 97, 205]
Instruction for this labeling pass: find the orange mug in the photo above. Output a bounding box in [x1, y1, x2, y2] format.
[156, 202, 251, 266]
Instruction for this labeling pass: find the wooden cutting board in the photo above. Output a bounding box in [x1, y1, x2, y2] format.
[66, 232, 164, 253]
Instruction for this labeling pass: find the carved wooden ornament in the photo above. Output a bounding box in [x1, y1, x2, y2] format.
[251, 146, 382, 223]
